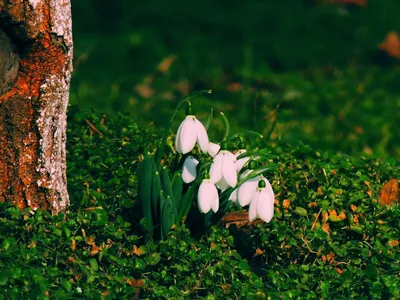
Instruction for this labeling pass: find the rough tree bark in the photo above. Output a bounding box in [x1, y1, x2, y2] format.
[0, 1, 72, 213]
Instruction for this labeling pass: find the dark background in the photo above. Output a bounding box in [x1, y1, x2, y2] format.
[70, 0, 400, 158]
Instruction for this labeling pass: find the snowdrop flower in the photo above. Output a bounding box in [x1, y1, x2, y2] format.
[209, 150, 237, 188]
[235, 148, 250, 172]
[182, 156, 199, 183]
[197, 177, 219, 213]
[249, 179, 275, 223]
[236, 160, 260, 206]
[175, 115, 209, 154]
[207, 142, 220, 158]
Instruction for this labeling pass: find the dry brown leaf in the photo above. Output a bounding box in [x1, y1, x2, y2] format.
[336, 267, 343, 274]
[331, 0, 367, 5]
[308, 202, 318, 208]
[322, 222, 330, 235]
[282, 199, 291, 209]
[157, 55, 176, 73]
[253, 248, 264, 257]
[379, 179, 399, 205]
[379, 32, 400, 60]
[71, 239, 76, 251]
[126, 278, 144, 288]
[220, 211, 262, 229]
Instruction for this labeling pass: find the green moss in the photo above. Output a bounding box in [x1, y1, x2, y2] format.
[0, 107, 398, 298]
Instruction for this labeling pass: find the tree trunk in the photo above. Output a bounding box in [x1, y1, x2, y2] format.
[0, 0, 72, 213]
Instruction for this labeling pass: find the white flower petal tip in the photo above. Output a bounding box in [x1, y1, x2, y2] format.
[197, 179, 219, 214]
[207, 142, 221, 157]
[182, 156, 199, 183]
[175, 115, 209, 154]
[235, 150, 250, 172]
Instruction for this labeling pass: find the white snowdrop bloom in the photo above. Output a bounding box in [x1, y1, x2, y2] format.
[182, 156, 199, 183]
[175, 115, 209, 154]
[237, 169, 260, 207]
[197, 179, 219, 213]
[207, 142, 220, 158]
[249, 179, 275, 223]
[235, 149, 250, 172]
[209, 150, 237, 188]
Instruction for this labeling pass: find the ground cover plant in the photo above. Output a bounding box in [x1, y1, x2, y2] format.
[0, 0, 400, 298]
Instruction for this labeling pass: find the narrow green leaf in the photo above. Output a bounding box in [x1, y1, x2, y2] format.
[152, 170, 162, 220]
[220, 112, 230, 141]
[172, 172, 183, 211]
[161, 191, 176, 238]
[138, 153, 154, 231]
[204, 107, 214, 130]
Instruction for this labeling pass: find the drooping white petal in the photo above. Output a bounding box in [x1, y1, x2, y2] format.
[182, 156, 199, 183]
[257, 187, 274, 223]
[175, 120, 185, 153]
[236, 156, 250, 173]
[211, 188, 219, 213]
[178, 116, 197, 154]
[221, 151, 237, 187]
[197, 180, 217, 214]
[238, 176, 259, 207]
[207, 142, 220, 157]
[209, 153, 223, 183]
[194, 118, 209, 153]
[249, 190, 260, 221]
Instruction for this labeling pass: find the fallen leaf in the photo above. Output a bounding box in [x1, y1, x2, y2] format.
[331, 0, 367, 5]
[336, 267, 343, 274]
[220, 211, 263, 229]
[322, 222, 330, 235]
[157, 55, 176, 73]
[71, 239, 76, 251]
[283, 199, 291, 208]
[389, 240, 399, 247]
[126, 278, 144, 288]
[379, 179, 399, 205]
[308, 201, 318, 208]
[379, 32, 400, 60]
[253, 248, 264, 257]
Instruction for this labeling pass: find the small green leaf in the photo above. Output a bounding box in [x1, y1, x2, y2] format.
[147, 252, 161, 266]
[0, 274, 8, 286]
[295, 207, 308, 217]
[89, 258, 99, 272]
[61, 278, 72, 292]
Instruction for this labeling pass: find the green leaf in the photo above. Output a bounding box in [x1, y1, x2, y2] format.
[161, 191, 176, 238]
[220, 112, 230, 141]
[89, 258, 99, 272]
[138, 153, 155, 231]
[204, 107, 213, 130]
[147, 252, 161, 266]
[61, 278, 72, 292]
[295, 207, 308, 217]
[0, 274, 8, 286]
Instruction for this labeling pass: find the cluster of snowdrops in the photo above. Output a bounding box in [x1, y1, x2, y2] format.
[138, 91, 278, 239]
